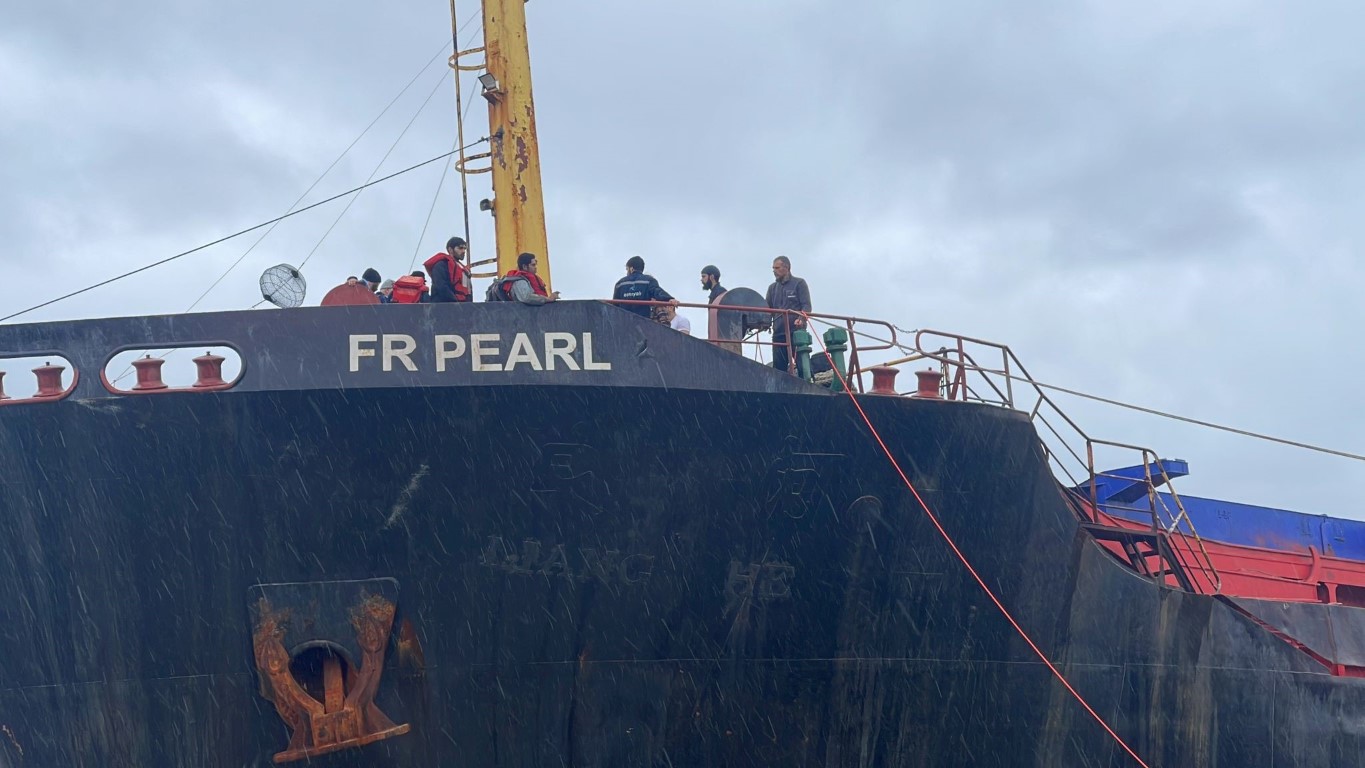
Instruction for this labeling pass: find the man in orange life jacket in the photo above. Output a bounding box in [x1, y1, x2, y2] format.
[423, 237, 473, 303]
[489, 252, 559, 305]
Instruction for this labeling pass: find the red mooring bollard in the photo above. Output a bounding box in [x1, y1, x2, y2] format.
[869, 366, 900, 395]
[32, 362, 67, 398]
[131, 355, 169, 391]
[192, 352, 227, 388]
[914, 368, 942, 399]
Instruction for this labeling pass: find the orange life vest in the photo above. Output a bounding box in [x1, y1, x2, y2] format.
[392, 274, 429, 304]
[503, 269, 548, 299]
[422, 252, 472, 302]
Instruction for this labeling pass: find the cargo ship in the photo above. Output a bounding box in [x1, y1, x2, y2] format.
[3, 2, 1365, 767]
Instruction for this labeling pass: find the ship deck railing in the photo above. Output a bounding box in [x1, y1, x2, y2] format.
[898, 327, 1223, 595]
[606, 298, 904, 394]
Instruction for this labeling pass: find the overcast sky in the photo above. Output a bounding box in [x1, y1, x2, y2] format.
[4, 1, 1365, 517]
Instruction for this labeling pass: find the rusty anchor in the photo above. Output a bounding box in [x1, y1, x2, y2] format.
[250, 582, 411, 763]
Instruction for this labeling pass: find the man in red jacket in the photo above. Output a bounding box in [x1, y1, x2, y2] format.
[423, 237, 473, 303]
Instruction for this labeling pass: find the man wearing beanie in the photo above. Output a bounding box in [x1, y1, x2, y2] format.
[700, 265, 726, 303]
[361, 267, 382, 293]
[377, 278, 396, 303]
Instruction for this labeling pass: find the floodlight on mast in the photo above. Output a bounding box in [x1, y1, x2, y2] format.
[478, 72, 504, 103]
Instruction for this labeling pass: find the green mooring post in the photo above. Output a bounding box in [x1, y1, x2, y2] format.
[793, 329, 813, 381]
[823, 327, 849, 392]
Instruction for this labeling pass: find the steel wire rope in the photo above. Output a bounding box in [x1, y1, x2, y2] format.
[898, 329, 1365, 462]
[408, 77, 480, 273]
[408, 134, 463, 273]
[296, 67, 452, 271]
[794, 314, 917, 357]
[157, 18, 485, 376]
[801, 311, 1153, 768]
[852, 328, 915, 354]
[106, 37, 465, 383]
[1035, 380, 1365, 463]
[876, 322, 1365, 463]
[0, 142, 488, 325]
[409, 7, 484, 273]
[449, 0, 477, 261]
[181, 36, 461, 317]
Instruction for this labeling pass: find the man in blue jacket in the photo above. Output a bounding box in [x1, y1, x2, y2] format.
[612, 256, 676, 318]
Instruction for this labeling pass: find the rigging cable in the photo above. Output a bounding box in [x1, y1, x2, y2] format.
[0, 141, 488, 324]
[449, 0, 477, 259]
[113, 26, 484, 383]
[1035, 380, 1365, 463]
[870, 324, 1365, 464]
[409, 126, 461, 272]
[408, 76, 481, 272]
[293, 10, 482, 278]
[108, 38, 465, 384]
[181, 36, 458, 316]
[296, 67, 452, 270]
[804, 314, 1153, 768]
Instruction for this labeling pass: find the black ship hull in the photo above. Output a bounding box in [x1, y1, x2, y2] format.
[0, 303, 1361, 766]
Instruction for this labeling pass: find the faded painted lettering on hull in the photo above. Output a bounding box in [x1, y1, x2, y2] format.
[479, 537, 655, 586]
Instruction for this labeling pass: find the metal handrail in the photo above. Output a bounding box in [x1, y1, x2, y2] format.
[906, 328, 1222, 595]
[605, 299, 899, 390]
[601, 306, 1222, 593]
[1084, 445, 1222, 594]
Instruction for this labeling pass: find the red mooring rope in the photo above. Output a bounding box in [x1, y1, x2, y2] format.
[805, 318, 1151, 768]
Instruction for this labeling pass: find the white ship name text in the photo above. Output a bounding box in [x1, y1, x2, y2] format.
[347, 332, 612, 373]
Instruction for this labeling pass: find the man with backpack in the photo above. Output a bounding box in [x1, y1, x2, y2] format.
[423, 236, 473, 303]
[391, 271, 431, 304]
[486, 252, 559, 305]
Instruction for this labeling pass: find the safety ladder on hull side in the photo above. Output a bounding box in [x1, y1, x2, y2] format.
[906, 330, 1223, 596]
[1077, 521, 1201, 593]
[1052, 485, 1213, 593]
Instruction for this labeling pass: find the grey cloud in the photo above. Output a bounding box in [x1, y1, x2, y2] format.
[6, 0, 1365, 516]
[813, 2, 1365, 268]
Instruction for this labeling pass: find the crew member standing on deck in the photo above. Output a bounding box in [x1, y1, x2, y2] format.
[423, 237, 473, 303]
[700, 265, 726, 303]
[701, 264, 743, 353]
[613, 256, 676, 318]
[765, 255, 812, 374]
[361, 268, 383, 294]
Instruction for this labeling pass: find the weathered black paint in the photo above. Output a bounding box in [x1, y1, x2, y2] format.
[0, 303, 1361, 766]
